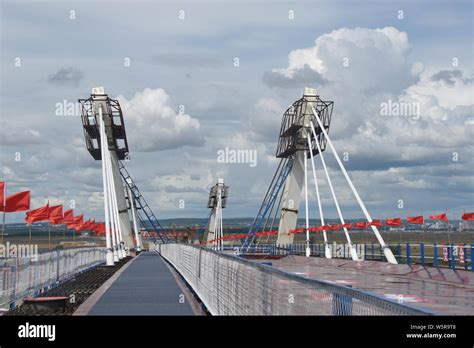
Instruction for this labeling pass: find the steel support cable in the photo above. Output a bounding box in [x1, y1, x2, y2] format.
[263, 187, 284, 245]
[310, 106, 397, 264]
[306, 135, 331, 258]
[105, 148, 125, 259]
[98, 105, 113, 265]
[241, 158, 285, 249]
[250, 158, 293, 250]
[255, 174, 282, 246]
[104, 151, 118, 261]
[118, 161, 167, 243]
[309, 121, 359, 261]
[304, 147, 310, 256]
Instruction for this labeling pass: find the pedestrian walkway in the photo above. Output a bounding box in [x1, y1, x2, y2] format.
[87, 252, 196, 315]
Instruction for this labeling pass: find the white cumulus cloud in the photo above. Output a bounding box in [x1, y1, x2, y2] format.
[266, 27, 421, 94]
[117, 88, 205, 152]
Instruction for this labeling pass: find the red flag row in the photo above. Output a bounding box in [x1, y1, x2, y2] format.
[1, 181, 106, 236]
[200, 211, 474, 245]
[288, 213, 474, 234]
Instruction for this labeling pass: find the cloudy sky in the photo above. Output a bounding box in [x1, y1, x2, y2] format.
[1, 0, 473, 223]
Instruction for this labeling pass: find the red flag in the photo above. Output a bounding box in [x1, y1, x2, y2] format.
[461, 212, 474, 221]
[95, 223, 106, 236]
[352, 222, 367, 229]
[407, 216, 424, 225]
[89, 220, 96, 230]
[342, 223, 352, 230]
[3, 191, 30, 212]
[25, 203, 50, 225]
[0, 182, 4, 210]
[90, 222, 97, 234]
[385, 218, 402, 226]
[93, 223, 100, 235]
[63, 209, 74, 224]
[369, 220, 382, 228]
[67, 214, 83, 231]
[329, 224, 342, 231]
[79, 219, 91, 231]
[429, 213, 448, 222]
[291, 228, 305, 234]
[49, 205, 63, 224]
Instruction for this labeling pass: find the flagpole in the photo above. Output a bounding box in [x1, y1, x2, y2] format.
[1, 182, 6, 243]
[28, 210, 32, 241]
[1, 209, 5, 243]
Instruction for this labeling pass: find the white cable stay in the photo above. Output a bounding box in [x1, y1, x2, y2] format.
[98, 104, 114, 266]
[306, 135, 331, 259]
[104, 143, 119, 262]
[304, 149, 310, 257]
[309, 123, 359, 261]
[310, 106, 397, 264]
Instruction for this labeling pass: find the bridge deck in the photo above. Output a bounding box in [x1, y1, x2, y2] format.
[87, 252, 196, 315]
[269, 256, 474, 315]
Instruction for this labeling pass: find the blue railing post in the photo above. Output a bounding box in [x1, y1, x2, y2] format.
[420, 243, 425, 266]
[463, 244, 467, 271]
[433, 243, 438, 268]
[371, 242, 374, 260]
[471, 244, 473, 272]
[451, 244, 456, 270]
[364, 244, 367, 261]
[379, 245, 383, 261]
[406, 243, 411, 265]
[447, 245, 451, 268]
[397, 243, 401, 263]
[331, 285, 353, 315]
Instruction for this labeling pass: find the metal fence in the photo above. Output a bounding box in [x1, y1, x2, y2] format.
[244, 242, 473, 271]
[158, 244, 431, 315]
[0, 247, 106, 309]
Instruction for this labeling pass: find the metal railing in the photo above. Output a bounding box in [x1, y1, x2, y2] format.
[158, 244, 431, 315]
[243, 242, 473, 271]
[0, 247, 106, 309]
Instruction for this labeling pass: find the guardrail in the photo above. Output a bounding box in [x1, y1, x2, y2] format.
[241, 242, 473, 271]
[0, 247, 106, 309]
[158, 244, 431, 315]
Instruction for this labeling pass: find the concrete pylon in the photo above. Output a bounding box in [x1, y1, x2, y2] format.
[276, 88, 318, 245]
[276, 151, 305, 244]
[91, 91, 134, 250]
